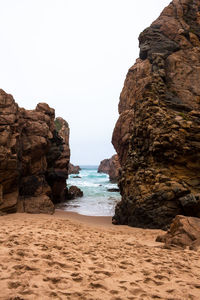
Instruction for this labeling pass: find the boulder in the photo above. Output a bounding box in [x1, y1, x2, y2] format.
[0, 89, 70, 214]
[156, 215, 200, 250]
[98, 154, 121, 183]
[67, 186, 83, 200]
[112, 0, 200, 229]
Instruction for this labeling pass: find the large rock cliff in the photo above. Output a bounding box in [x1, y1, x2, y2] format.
[0, 90, 70, 214]
[112, 0, 200, 229]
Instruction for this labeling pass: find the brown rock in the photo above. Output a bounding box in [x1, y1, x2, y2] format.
[156, 215, 200, 250]
[0, 89, 70, 214]
[68, 163, 81, 175]
[67, 186, 83, 200]
[112, 0, 200, 229]
[98, 154, 121, 182]
[98, 159, 110, 174]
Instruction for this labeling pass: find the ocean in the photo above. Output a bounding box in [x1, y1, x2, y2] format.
[59, 165, 121, 216]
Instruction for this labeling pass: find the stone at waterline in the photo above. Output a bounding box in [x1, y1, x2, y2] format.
[107, 188, 120, 192]
[67, 186, 83, 200]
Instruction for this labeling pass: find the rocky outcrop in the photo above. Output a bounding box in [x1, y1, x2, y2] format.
[98, 159, 111, 174]
[112, 0, 200, 229]
[68, 163, 81, 175]
[156, 215, 200, 250]
[67, 186, 83, 200]
[98, 154, 121, 182]
[0, 89, 70, 214]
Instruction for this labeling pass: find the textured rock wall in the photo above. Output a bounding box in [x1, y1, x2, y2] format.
[112, 0, 200, 229]
[0, 90, 70, 214]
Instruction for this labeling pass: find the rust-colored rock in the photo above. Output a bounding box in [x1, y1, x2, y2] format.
[0, 89, 70, 214]
[68, 163, 81, 175]
[98, 154, 121, 182]
[156, 215, 200, 250]
[112, 0, 200, 229]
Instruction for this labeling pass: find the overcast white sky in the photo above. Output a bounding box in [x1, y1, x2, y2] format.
[0, 0, 171, 165]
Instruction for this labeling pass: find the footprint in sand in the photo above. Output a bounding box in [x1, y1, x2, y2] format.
[154, 274, 169, 281]
[71, 272, 83, 282]
[109, 290, 119, 295]
[129, 287, 145, 295]
[90, 281, 107, 290]
[93, 267, 111, 274]
[8, 281, 21, 289]
[119, 285, 127, 291]
[8, 297, 25, 300]
[16, 250, 25, 257]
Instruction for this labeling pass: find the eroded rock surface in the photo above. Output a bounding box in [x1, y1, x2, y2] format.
[98, 154, 121, 182]
[112, 0, 200, 229]
[0, 90, 70, 214]
[156, 215, 200, 250]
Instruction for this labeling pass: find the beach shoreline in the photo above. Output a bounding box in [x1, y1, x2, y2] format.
[0, 211, 199, 299]
[54, 210, 113, 227]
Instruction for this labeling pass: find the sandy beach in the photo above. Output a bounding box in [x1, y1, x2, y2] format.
[0, 210, 200, 300]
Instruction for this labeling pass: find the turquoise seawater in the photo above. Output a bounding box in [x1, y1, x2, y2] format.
[61, 166, 121, 216]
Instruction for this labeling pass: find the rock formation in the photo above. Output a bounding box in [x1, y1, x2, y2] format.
[98, 158, 110, 174]
[68, 163, 81, 175]
[0, 89, 70, 215]
[156, 215, 200, 250]
[98, 154, 121, 182]
[46, 117, 70, 204]
[67, 186, 83, 200]
[112, 0, 200, 229]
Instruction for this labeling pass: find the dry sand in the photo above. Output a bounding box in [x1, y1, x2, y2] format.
[0, 210, 200, 300]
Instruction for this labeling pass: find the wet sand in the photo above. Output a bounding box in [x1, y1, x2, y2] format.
[0, 210, 200, 300]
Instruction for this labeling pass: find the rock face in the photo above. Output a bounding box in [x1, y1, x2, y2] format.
[46, 117, 70, 204]
[156, 215, 200, 250]
[98, 154, 121, 182]
[68, 163, 81, 175]
[112, 0, 200, 229]
[0, 89, 70, 214]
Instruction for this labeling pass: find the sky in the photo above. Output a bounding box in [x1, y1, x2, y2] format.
[0, 0, 171, 165]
